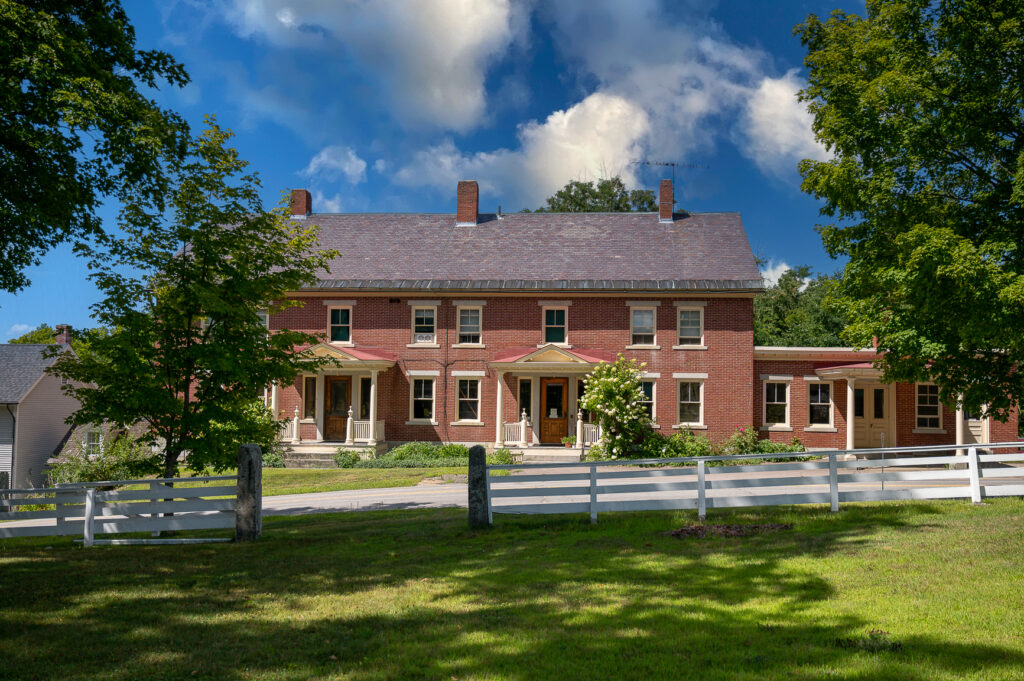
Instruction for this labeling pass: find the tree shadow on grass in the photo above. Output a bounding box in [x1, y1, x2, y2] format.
[1, 500, 1022, 680]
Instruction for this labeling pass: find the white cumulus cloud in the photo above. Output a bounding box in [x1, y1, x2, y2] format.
[5, 323, 34, 340]
[739, 70, 830, 176]
[313, 191, 343, 213]
[222, 0, 522, 131]
[394, 92, 651, 208]
[760, 260, 791, 287]
[302, 146, 367, 185]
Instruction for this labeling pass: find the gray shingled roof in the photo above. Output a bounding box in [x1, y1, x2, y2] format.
[304, 211, 762, 291]
[0, 344, 56, 403]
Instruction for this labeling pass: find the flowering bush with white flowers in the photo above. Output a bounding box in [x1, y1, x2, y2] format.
[579, 355, 650, 458]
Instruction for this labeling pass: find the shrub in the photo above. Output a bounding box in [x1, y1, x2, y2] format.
[334, 449, 361, 468]
[438, 443, 470, 459]
[386, 441, 444, 461]
[716, 427, 806, 456]
[578, 355, 649, 458]
[47, 433, 162, 485]
[353, 455, 468, 469]
[488, 448, 516, 465]
[262, 448, 285, 468]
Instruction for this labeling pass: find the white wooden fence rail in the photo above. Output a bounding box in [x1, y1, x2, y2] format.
[0, 475, 236, 544]
[484, 442, 1024, 524]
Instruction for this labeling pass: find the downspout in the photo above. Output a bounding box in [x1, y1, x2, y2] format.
[3, 404, 15, 488]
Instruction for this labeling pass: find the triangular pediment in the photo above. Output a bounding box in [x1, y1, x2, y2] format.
[518, 345, 586, 364]
[304, 343, 359, 362]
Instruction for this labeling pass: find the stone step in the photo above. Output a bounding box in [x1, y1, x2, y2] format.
[283, 460, 339, 469]
[284, 453, 341, 461]
[521, 451, 582, 464]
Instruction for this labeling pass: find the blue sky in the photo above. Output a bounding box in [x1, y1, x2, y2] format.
[1, 0, 862, 339]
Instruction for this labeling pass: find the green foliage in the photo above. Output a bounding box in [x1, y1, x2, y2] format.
[579, 355, 650, 458]
[488, 448, 516, 465]
[7, 324, 112, 361]
[531, 177, 658, 213]
[796, 1, 1024, 419]
[587, 427, 804, 462]
[261, 449, 285, 469]
[560, 435, 577, 446]
[717, 427, 805, 456]
[438, 443, 471, 459]
[343, 441, 494, 468]
[48, 120, 338, 477]
[0, 0, 190, 293]
[754, 266, 847, 346]
[47, 433, 162, 485]
[333, 449, 362, 468]
[202, 400, 284, 472]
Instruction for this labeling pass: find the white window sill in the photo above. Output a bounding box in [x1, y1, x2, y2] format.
[912, 428, 947, 434]
[649, 423, 661, 430]
[760, 425, 793, 432]
[452, 343, 486, 349]
[804, 426, 838, 433]
[672, 424, 708, 430]
[450, 420, 484, 427]
[329, 341, 355, 347]
[626, 344, 661, 350]
[299, 418, 315, 424]
[538, 342, 571, 348]
[406, 343, 440, 349]
[672, 344, 707, 351]
[405, 420, 438, 426]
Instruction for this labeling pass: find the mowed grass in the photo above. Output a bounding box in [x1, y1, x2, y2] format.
[2, 499, 1024, 680]
[174, 467, 466, 497]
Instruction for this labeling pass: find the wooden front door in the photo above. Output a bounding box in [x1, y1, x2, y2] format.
[324, 377, 352, 441]
[540, 378, 568, 444]
[854, 383, 892, 448]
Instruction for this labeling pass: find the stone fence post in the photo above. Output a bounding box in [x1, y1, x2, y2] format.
[467, 445, 489, 528]
[235, 443, 263, 541]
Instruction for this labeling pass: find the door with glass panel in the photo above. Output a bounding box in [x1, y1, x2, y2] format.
[853, 383, 891, 448]
[324, 377, 352, 440]
[540, 378, 568, 444]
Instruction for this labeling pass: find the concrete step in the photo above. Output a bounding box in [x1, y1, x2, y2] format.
[521, 449, 582, 464]
[283, 460, 339, 469]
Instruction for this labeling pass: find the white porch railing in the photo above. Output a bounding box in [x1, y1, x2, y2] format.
[353, 419, 385, 443]
[582, 422, 602, 446]
[503, 422, 522, 444]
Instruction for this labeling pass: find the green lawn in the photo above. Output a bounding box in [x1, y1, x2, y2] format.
[257, 467, 465, 496]
[2, 499, 1023, 680]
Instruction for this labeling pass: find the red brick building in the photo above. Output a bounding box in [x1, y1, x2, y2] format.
[270, 180, 1016, 457]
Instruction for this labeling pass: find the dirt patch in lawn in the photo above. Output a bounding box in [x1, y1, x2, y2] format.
[664, 523, 794, 539]
[419, 473, 468, 485]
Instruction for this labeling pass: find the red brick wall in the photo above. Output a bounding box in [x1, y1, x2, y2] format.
[271, 294, 754, 445]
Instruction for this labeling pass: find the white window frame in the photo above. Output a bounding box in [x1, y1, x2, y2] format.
[83, 427, 103, 459]
[408, 376, 437, 424]
[674, 379, 705, 429]
[806, 379, 835, 430]
[541, 305, 569, 346]
[256, 308, 269, 330]
[674, 303, 706, 349]
[453, 378, 482, 424]
[761, 375, 792, 431]
[409, 304, 439, 347]
[628, 306, 659, 348]
[639, 377, 657, 424]
[454, 305, 484, 347]
[915, 382, 943, 431]
[327, 305, 353, 345]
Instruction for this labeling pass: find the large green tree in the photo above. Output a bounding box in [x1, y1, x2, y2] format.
[754, 266, 847, 347]
[8, 323, 110, 360]
[1, 0, 189, 293]
[797, 0, 1024, 419]
[51, 120, 336, 477]
[531, 177, 658, 212]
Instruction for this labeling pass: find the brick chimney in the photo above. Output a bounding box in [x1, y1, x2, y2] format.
[55, 324, 72, 345]
[659, 179, 674, 222]
[456, 180, 479, 226]
[291, 189, 312, 219]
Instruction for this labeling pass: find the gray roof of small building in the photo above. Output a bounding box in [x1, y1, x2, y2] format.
[303, 211, 763, 291]
[0, 344, 58, 403]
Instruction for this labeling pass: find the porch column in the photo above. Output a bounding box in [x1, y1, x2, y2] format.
[315, 374, 325, 442]
[368, 370, 379, 446]
[531, 377, 540, 444]
[845, 377, 856, 451]
[494, 371, 505, 447]
[956, 393, 965, 454]
[270, 382, 278, 419]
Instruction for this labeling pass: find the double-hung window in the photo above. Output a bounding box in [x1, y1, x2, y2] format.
[764, 381, 789, 427]
[457, 307, 482, 345]
[677, 381, 703, 426]
[457, 379, 481, 421]
[518, 378, 532, 419]
[84, 427, 103, 458]
[630, 307, 657, 347]
[639, 380, 655, 421]
[916, 384, 941, 429]
[411, 378, 435, 421]
[328, 307, 351, 343]
[543, 307, 567, 344]
[808, 382, 833, 426]
[410, 304, 438, 345]
[675, 304, 704, 347]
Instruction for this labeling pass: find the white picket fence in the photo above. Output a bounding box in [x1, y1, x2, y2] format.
[0, 475, 237, 545]
[484, 442, 1024, 524]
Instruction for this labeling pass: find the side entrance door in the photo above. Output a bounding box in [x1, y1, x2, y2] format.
[540, 377, 568, 444]
[854, 383, 892, 448]
[324, 377, 352, 440]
